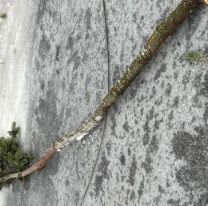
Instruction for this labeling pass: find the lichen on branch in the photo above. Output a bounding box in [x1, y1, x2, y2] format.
[53, 0, 203, 151]
[0, 0, 207, 187]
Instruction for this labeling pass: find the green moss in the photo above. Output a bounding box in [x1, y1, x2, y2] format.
[0, 122, 32, 189]
[184, 50, 207, 64]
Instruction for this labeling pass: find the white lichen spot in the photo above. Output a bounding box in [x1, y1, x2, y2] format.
[140, 48, 148, 57]
[95, 115, 102, 121]
[76, 133, 87, 141]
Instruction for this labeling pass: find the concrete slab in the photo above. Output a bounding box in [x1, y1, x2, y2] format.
[2, 0, 208, 205]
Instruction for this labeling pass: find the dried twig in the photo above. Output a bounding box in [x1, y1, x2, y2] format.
[0, 0, 207, 185]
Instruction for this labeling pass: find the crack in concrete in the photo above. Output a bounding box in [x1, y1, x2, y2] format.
[79, 0, 110, 205]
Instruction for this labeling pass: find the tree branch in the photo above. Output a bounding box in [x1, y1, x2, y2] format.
[0, 0, 206, 185]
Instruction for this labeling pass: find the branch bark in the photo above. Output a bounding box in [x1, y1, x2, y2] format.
[0, 0, 206, 184]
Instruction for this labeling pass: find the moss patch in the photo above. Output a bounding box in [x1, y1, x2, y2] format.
[0, 13, 6, 19]
[184, 50, 208, 64]
[0, 122, 32, 189]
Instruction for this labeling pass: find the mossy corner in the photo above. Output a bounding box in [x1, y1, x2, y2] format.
[0, 122, 32, 190]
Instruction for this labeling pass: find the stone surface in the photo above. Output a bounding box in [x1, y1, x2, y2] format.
[2, 0, 208, 205]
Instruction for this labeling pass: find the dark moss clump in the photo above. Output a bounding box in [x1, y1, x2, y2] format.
[0, 13, 6, 19]
[0, 122, 32, 189]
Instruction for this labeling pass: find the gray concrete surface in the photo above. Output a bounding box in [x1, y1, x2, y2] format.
[5, 0, 208, 205]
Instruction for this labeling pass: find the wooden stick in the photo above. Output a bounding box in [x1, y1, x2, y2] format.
[0, 0, 205, 184]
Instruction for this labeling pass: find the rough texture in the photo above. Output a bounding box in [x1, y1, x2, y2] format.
[3, 0, 208, 206]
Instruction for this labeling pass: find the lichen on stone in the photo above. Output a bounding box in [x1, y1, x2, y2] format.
[0, 122, 32, 189]
[184, 50, 208, 64]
